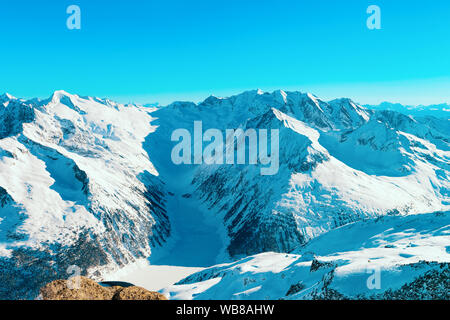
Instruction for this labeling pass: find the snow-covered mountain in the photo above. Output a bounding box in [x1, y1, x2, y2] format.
[0, 91, 170, 299]
[366, 101, 450, 119]
[0, 89, 448, 299]
[147, 90, 448, 259]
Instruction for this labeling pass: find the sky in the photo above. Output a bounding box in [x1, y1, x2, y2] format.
[0, 0, 449, 105]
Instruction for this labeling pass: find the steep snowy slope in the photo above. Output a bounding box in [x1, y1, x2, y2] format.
[146, 90, 449, 259]
[162, 210, 450, 300]
[0, 91, 169, 299]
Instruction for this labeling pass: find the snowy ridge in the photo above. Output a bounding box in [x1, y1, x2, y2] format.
[0, 91, 169, 299]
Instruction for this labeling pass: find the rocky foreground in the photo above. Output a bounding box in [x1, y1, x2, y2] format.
[39, 276, 167, 300]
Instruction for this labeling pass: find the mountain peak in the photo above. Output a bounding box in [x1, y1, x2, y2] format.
[50, 90, 74, 102]
[330, 97, 352, 103]
[272, 89, 288, 103]
[0, 92, 16, 101]
[201, 95, 222, 105]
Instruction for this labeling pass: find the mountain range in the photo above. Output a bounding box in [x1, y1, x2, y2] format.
[366, 102, 449, 119]
[0, 90, 448, 299]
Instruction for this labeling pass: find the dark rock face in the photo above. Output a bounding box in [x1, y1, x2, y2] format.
[98, 281, 134, 287]
[193, 165, 305, 258]
[374, 262, 450, 300]
[0, 233, 109, 300]
[227, 208, 304, 257]
[310, 259, 336, 272]
[0, 186, 13, 207]
[0, 100, 35, 139]
[286, 282, 305, 296]
[0, 187, 28, 243]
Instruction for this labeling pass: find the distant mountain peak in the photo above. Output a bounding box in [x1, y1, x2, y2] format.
[0, 92, 16, 102]
[366, 101, 449, 119]
[49, 90, 75, 102]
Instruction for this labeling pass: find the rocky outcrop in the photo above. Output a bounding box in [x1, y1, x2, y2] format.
[39, 276, 167, 300]
[112, 286, 168, 300]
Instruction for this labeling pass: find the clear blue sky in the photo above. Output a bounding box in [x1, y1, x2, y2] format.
[0, 0, 449, 105]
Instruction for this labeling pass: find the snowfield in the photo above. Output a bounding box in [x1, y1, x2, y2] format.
[162, 211, 450, 300]
[0, 89, 448, 299]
